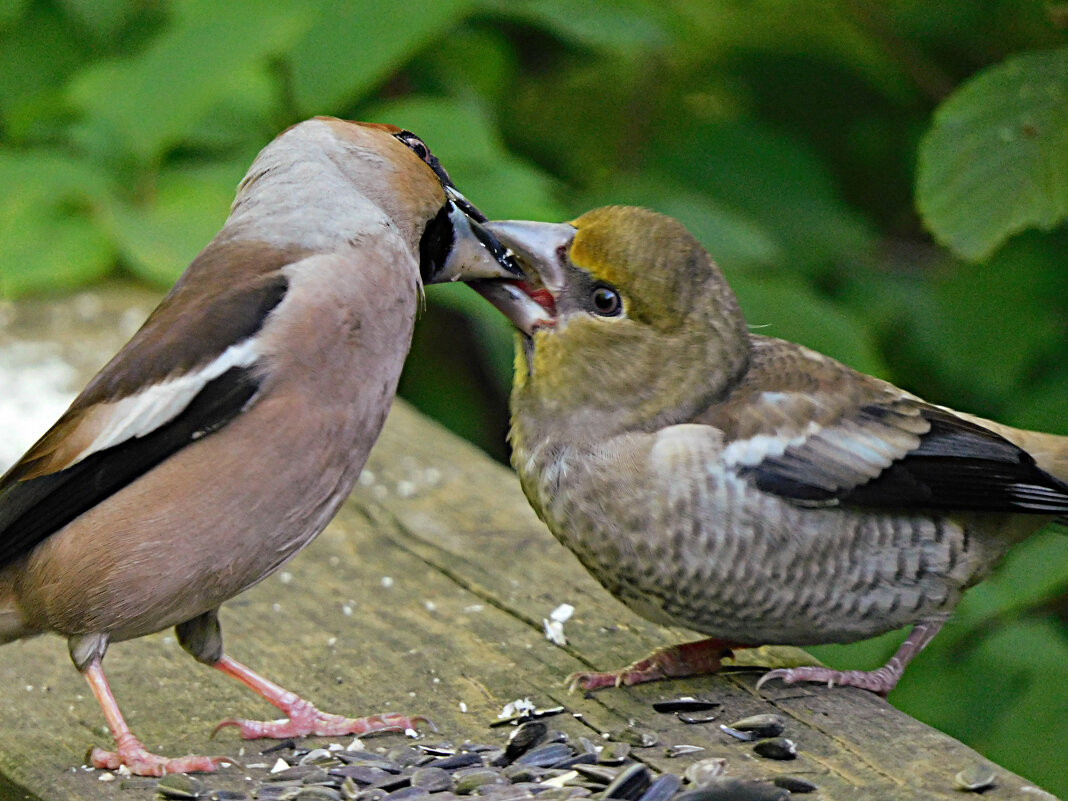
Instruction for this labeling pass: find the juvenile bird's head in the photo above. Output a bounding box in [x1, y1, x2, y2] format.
[223, 117, 520, 285]
[482, 206, 751, 441]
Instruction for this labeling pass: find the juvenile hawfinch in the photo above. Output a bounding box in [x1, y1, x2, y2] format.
[476, 206, 1068, 695]
[0, 117, 521, 775]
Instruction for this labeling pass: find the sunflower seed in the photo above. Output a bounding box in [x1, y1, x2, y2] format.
[603, 764, 652, 800]
[753, 737, 796, 761]
[771, 776, 817, 793]
[651, 698, 720, 713]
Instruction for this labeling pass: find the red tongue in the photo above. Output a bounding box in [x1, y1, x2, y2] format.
[516, 281, 556, 314]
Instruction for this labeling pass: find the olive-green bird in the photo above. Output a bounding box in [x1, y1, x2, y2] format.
[474, 205, 1068, 695]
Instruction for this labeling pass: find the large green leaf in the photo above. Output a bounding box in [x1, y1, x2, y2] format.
[577, 172, 783, 272]
[68, 0, 312, 162]
[0, 151, 115, 297]
[653, 121, 875, 275]
[730, 273, 887, 377]
[107, 162, 246, 286]
[289, 0, 477, 114]
[917, 46, 1068, 261]
[482, 0, 671, 52]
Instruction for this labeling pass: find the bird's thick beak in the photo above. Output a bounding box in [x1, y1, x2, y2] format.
[468, 220, 575, 336]
[423, 196, 526, 285]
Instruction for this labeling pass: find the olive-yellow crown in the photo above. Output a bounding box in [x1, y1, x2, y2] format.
[568, 206, 719, 331]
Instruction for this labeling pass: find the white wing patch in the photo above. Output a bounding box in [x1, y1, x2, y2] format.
[69, 338, 261, 466]
[721, 421, 822, 468]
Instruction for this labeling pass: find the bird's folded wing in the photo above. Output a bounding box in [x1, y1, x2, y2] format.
[0, 240, 302, 568]
[703, 337, 1068, 516]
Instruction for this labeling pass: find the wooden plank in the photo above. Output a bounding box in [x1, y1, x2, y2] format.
[0, 286, 1058, 801]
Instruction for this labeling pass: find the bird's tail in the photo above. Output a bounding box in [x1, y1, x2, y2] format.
[956, 411, 1068, 525]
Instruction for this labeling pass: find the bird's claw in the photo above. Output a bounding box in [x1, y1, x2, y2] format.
[756, 666, 896, 697]
[89, 744, 227, 776]
[567, 639, 736, 692]
[212, 710, 433, 740]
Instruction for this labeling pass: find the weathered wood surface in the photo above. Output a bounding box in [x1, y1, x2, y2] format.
[0, 286, 1058, 801]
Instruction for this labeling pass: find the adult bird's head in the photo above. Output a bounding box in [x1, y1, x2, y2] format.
[479, 206, 751, 439]
[224, 117, 522, 286]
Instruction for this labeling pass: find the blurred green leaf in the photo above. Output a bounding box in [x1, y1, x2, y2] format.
[0, 0, 28, 27]
[426, 283, 517, 393]
[653, 121, 875, 275]
[0, 2, 90, 141]
[0, 150, 115, 297]
[920, 234, 1064, 409]
[731, 273, 887, 377]
[289, 0, 477, 114]
[483, 0, 671, 52]
[367, 95, 566, 220]
[1013, 372, 1068, 435]
[413, 24, 517, 104]
[68, 0, 312, 162]
[59, 0, 134, 39]
[578, 172, 784, 271]
[917, 46, 1068, 261]
[107, 162, 245, 286]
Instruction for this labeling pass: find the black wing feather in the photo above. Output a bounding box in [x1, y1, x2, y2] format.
[0, 365, 260, 568]
[750, 406, 1068, 515]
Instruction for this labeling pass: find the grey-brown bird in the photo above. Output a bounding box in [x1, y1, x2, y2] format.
[475, 205, 1068, 695]
[0, 117, 521, 775]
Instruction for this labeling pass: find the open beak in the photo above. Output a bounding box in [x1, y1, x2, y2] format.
[468, 220, 575, 336]
[423, 195, 526, 285]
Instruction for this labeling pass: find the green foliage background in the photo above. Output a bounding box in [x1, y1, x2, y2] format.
[1, 0, 1066, 793]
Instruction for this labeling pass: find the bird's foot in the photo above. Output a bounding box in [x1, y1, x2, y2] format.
[568, 638, 737, 692]
[89, 734, 226, 776]
[756, 665, 899, 696]
[213, 697, 429, 740]
[755, 621, 944, 697]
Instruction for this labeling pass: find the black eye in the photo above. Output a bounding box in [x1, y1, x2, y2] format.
[396, 131, 431, 162]
[591, 284, 623, 317]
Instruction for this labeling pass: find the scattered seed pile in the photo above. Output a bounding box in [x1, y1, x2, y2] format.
[134, 698, 834, 801]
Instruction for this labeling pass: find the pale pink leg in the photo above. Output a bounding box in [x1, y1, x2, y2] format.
[84, 658, 225, 776]
[569, 638, 741, 691]
[211, 655, 430, 739]
[756, 621, 944, 697]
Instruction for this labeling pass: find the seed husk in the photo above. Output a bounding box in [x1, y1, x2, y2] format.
[598, 742, 630, 765]
[330, 766, 393, 785]
[682, 758, 726, 786]
[503, 722, 548, 763]
[771, 776, 816, 794]
[385, 788, 431, 801]
[664, 745, 704, 758]
[411, 767, 454, 793]
[431, 753, 483, 773]
[955, 765, 997, 792]
[752, 737, 797, 761]
[572, 764, 619, 785]
[677, 712, 718, 725]
[454, 769, 508, 795]
[636, 774, 681, 801]
[157, 773, 204, 799]
[603, 764, 652, 800]
[611, 727, 659, 748]
[651, 698, 720, 714]
[295, 789, 343, 801]
[675, 778, 789, 801]
[722, 715, 784, 740]
[513, 743, 572, 768]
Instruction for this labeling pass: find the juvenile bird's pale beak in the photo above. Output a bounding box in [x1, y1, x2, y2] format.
[469, 220, 576, 336]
